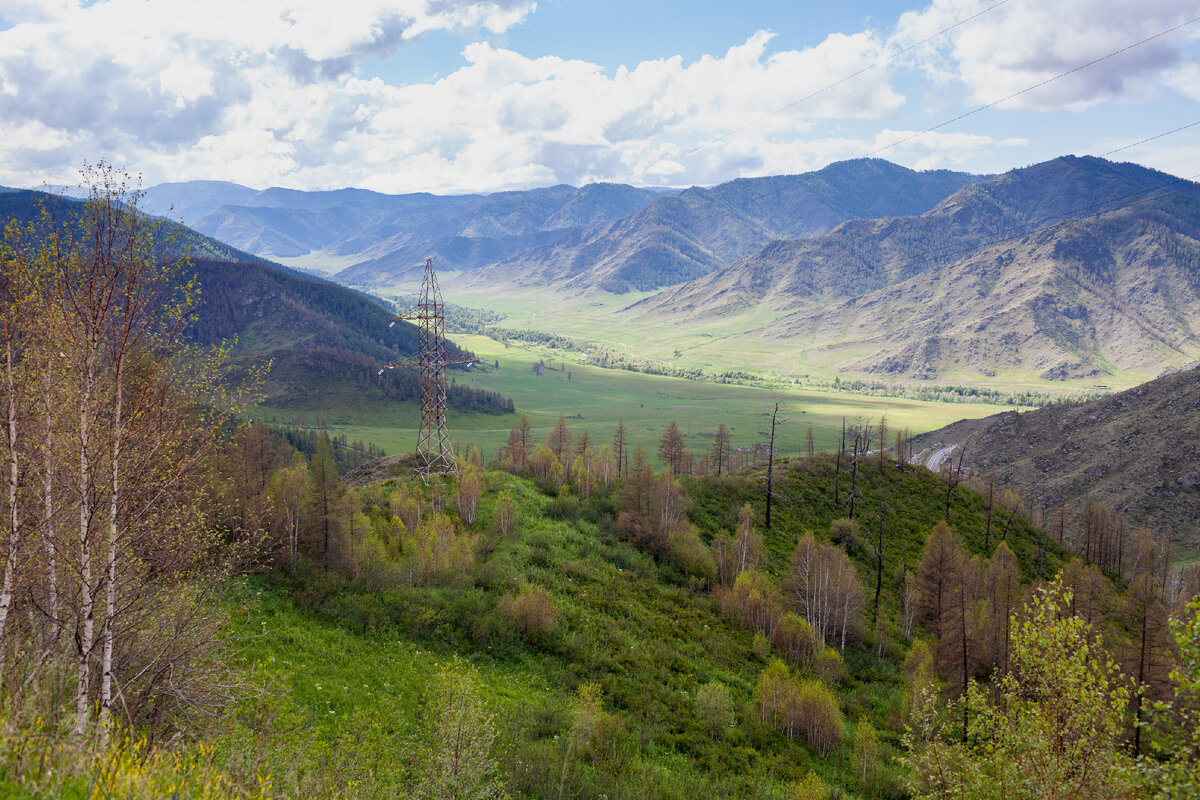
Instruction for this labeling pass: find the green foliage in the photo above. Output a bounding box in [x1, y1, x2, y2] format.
[0, 676, 264, 800]
[412, 658, 508, 800]
[852, 717, 881, 793]
[790, 771, 830, 800]
[1140, 596, 1200, 799]
[694, 681, 735, 738]
[904, 578, 1142, 800]
[214, 452, 1090, 798]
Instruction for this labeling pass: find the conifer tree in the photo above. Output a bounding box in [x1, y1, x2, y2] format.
[711, 423, 731, 476]
[547, 414, 571, 464]
[307, 433, 346, 569]
[612, 419, 628, 478]
[658, 420, 686, 474]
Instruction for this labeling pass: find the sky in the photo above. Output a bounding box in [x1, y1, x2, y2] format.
[0, 0, 1197, 194]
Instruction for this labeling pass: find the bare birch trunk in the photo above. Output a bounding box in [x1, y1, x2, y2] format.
[74, 351, 96, 736]
[99, 355, 123, 733]
[43, 379, 58, 639]
[0, 341, 21, 686]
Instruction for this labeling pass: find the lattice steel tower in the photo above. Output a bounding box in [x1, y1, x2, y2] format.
[382, 258, 471, 478]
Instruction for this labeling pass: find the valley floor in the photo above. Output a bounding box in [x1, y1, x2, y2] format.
[282, 332, 1013, 464]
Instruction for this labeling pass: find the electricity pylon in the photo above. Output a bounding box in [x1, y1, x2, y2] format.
[380, 258, 472, 478]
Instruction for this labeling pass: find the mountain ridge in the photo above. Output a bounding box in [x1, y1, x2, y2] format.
[910, 364, 1200, 543]
[455, 158, 985, 293]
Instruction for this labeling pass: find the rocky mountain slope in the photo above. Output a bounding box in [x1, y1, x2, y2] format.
[909, 366, 1200, 543]
[456, 159, 983, 293]
[627, 157, 1200, 382]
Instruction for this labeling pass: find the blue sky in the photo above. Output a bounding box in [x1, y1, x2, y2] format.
[0, 0, 1196, 192]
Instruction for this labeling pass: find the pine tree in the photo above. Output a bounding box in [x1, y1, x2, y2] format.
[612, 419, 628, 478]
[307, 433, 346, 570]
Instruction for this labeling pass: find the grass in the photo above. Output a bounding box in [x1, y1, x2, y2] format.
[292, 333, 1011, 465]
[205, 451, 1070, 799]
[432, 282, 1138, 395]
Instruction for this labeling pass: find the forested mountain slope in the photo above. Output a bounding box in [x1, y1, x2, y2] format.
[911, 365, 1200, 543]
[0, 187, 260, 263]
[0, 189, 512, 417]
[139, 179, 665, 281]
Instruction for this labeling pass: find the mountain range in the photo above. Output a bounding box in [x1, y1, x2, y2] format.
[128, 156, 1200, 385]
[137, 180, 668, 281]
[629, 157, 1200, 382]
[135, 159, 983, 292]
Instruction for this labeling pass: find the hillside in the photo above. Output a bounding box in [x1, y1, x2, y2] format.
[0, 187, 261, 263]
[185, 259, 511, 418]
[0, 190, 512, 419]
[623, 157, 1200, 383]
[216, 445, 1071, 799]
[910, 365, 1200, 544]
[455, 159, 983, 294]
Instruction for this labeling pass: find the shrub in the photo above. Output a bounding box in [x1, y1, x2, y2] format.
[755, 660, 844, 755]
[545, 491, 580, 521]
[772, 612, 819, 668]
[814, 646, 845, 685]
[455, 465, 482, 525]
[715, 570, 781, 637]
[791, 771, 830, 800]
[413, 658, 507, 800]
[497, 586, 558, 642]
[753, 632, 771, 660]
[493, 490, 517, 536]
[400, 513, 474, 584]
[694, 681, 735, 738]
[794, 679, 844, 756]
[669, 520, 715, 584]
[829, 518, 861, 549]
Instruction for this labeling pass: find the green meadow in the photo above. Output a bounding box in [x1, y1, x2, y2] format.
[304, 333, 1009, 463]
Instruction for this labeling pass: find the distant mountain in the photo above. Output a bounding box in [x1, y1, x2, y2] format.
[140, 180, 258, 223]
[627, 157, 1200, 382]
[756, 193, 1200, 382]
[457, 159, 984, 293]
[139, 179, 666, 282]
[909, 366, 1200, 544]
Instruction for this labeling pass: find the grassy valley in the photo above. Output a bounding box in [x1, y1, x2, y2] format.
[1, 169, 1196, 800]
[319, 333, 1012, 466]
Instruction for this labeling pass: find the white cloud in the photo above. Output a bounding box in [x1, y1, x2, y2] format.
[894, 0, 1200, 111]
[0, 1, 911, 191]
[0, 0, 1193, 193]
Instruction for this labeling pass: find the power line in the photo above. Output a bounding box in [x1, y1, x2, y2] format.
[681, 0, 1013, 159]
[1092, 121, 1200, 160]
[676, 14, 1200, 213]
[864, 15, 1200, 160]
